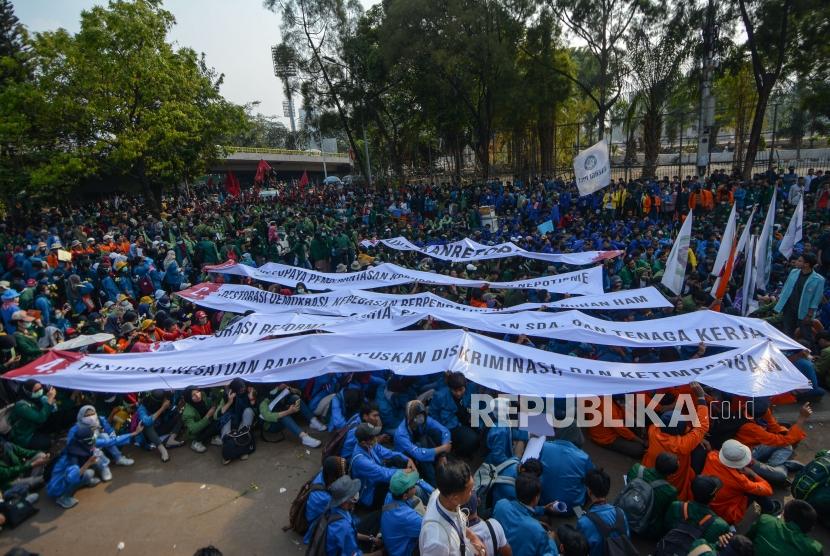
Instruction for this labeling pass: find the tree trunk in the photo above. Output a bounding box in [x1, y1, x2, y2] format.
[538, 116, 554, 176]
[642, 108, 662, 179]
[742, 82, 773, 179]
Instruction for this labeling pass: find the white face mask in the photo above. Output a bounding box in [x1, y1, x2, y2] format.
[81, 415, 98, 427]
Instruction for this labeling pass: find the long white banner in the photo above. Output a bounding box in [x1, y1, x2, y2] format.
[204, 261, 604, 294]
[358, 236, 622, 266]
[159, 306, 803, 352]
[176, 283, 672, 316]
[7, 330, 809, 397]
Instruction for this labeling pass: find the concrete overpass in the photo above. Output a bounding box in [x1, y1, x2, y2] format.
[209, 146, 353, 179]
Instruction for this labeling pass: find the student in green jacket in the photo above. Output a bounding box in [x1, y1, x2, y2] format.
[11, 311, 42, 365]
[10, 379, 57, 451]
[181, 386, 222, 454]
[626, 453, 679, 538]
[748, 499, 823, 556]
[664, 475, 731, 545]
[0, 438, 50, 493]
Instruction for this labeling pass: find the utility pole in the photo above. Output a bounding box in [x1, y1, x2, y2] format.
[768, 101, 779, 170]
[696, 0, 717, 178]
[271, 44, 298, 134]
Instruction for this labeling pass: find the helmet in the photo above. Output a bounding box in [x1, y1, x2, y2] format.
[195, 310, 207, 320]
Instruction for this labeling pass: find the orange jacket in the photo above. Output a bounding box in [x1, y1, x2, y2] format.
[734, 409, 806, 448]
[643, 404, 710, 500]
[587, 398, 639, 445]
[702, 189, 715, 210]
[702, 450, 773, 524]
[642, 195, 652, 214]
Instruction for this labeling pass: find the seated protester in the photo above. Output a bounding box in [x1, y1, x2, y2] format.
[491, 458, 542, 509]
[394, 400, 452, 486]
[0, 438, 51, 499]
[304, 456, 347, 544]
[688, 533, 754, 556]
[747, 499, 823, 556]
[258, 384, 323, 448]
[138, 389, 184, 463]
[315, 475, 384, 556]
[218, 378, 255, 442]
[380, 470, 425, 556]
[463, 493, 511, 556]
[9, 379, 58, 451]
[376, 377, 413, 435]
[419, 458, 488, 556]
[182, 386, 223, 454]
[11, 311, 43, 365]
[663, 475, 731, 546]
[642, 382, 710, 500]
[539, 437, 594, 510]
[734, 398, 811, 484]
[587, 395, 646, 459]
[342, 403, 386, 460]
[702, 439, 779, 524]
[350, 422, 416, 510]
[430, 372, 479, 458]
[577, 469, 633, 556]
[624, 453, 679, 538]
[554, 524, 590, 556]
[493, 473, 559, 556]
[67, 405, 140, 481]
[46, 425, 100, 509]
[325, 387, 364, 432]
[485, 397, 528, 466]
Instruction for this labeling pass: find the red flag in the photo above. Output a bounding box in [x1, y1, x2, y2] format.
[225, 171, 241, 197]
[254, 159, 272, 185]
[298, 170, 309, 188]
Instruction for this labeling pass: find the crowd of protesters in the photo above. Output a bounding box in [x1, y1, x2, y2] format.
[0, 164, 829, 556]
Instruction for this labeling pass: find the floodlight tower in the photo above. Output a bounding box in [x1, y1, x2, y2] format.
[271, 44, 298, 133]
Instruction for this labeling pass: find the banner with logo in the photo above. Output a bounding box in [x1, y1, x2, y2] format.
[574, 140, 612, 197]
[6, 330, 808, 397]
[159, 306, 802, 352]
[204, 260, 604, 295]
[176, 283, 671, 315]
[358, 236, 622, 266]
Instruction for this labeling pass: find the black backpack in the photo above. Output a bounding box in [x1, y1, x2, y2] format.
[654, 502, 715, 556]
[221, 425, 255, 461]
[306, 510, 344, 556]
[321, 423, 358, 464]
[584, 507, 638, 556]
[284, 479, 326, 535]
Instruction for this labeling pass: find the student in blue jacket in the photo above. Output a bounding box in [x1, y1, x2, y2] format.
[429, 372, 479, 458]
[493, 473, 560, 556]
[303, 456, 347, 544]
[350, 422, 416, 510]
[394, 401, 451, 486]
[380, 470, 425, 556]
[577, 469, 632, 556]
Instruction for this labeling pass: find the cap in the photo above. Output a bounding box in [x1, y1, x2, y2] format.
[1, 289, 20, 300]
[355, 422, 382, 442]
[11, 310, 34, 322]
[389, 470, 420, 496]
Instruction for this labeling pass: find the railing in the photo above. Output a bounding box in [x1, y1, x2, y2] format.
[220, 145, 349, 158]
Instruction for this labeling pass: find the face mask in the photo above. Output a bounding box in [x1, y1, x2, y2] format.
[81, 415, 98, 427]
[31, 389, 44, 399]
[413, 415, 426, 426]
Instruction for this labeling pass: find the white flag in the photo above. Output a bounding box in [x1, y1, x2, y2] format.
[778, 197, 803, 260]
[735, 205, 757, 255]
[742, 235, 758, 316]
[754, 190, 777, 292]
[574, 140, 611, 196]
[661, 211, 694, 295]
[710, 203, 738, 296]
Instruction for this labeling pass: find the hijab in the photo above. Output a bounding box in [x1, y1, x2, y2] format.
[184, 386, 209, 417]
[76, 404, 100, 429]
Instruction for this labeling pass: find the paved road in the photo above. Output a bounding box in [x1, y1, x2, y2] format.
[4, 418, 830, 555]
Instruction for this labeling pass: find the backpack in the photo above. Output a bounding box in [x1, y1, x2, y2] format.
[654, 502, 714, 556]
[614, 465, 669, 534]
[221, 425, 255, 461]
[305, 510, 344, 556]
[584, 508, 638, 556]
[473, 458, 518, 517]
[321, 423, 358, 464]
[0, 403, 15, 436]
[137, 274, 154, 296]
[792, 452, 830, 501]
[284, 479, 326, 534]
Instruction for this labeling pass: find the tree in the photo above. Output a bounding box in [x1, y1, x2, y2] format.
[714, 64, 757, 170]
[23, 0, 244, 211]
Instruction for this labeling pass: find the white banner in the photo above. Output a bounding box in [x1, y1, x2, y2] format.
[755, 193, 776, 292]
[160, 306, 803, 352]
[574, 140, 611, 196]
[204, 261, 604, 295]
[662, 211, 693, 295]
[7, 330, 809, 397]
[779, 197, 803, 260]
[176, 283, 672, 315]
[358, 236, 622, 266]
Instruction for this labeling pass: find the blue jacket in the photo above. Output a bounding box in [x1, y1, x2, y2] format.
[303, 471, 331, 544]
[324, 507, 362, 556]
[539, 440, 594, 507]
[339, 414, 362, 460]
[328, 391, 357, 432]
[774, 269, 826, 319]
[577, 504, 630, 556]
[485, 426, 528, 465]
[350, 443, 407, 506]
[101, 276, 120, 303]
[393, 417, 450, 462]
[430, 386, 471, 430]
[380, 492, 423, 556]
[493, 498, 559, 556]
[46, 453, 85, 498]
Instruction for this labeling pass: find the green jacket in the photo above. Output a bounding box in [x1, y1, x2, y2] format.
[747, 513, 823, 556]
[664, 500, 731, 544]
[181, 390, 222, 441]
[816, 346, 830, 382]
[195, 239, 221, 264]
[9, 397, 55, 447]
[13, 331, 42, 365]
[626, 463, 678, 538]
[0, 441, 38, 490]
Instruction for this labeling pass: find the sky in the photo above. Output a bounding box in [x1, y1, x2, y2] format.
[14, 0, 376, 127]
